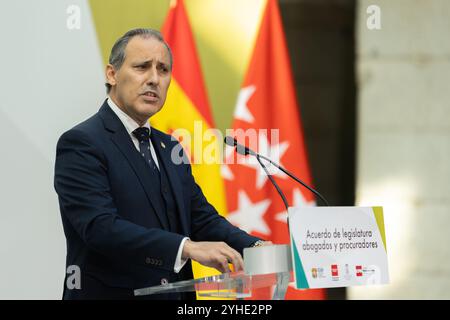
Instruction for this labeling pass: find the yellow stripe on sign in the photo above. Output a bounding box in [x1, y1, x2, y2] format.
[372, 206, 387, 252]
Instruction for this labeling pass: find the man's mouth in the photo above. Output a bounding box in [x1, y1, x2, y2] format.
[142, 91, 159, 98]
[141, 91, 159, 103]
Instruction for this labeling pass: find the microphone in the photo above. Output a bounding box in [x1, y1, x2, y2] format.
[224, 136, 329, 207]
[224, 135, 256, 156]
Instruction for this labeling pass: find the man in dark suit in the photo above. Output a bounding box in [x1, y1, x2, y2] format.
[54, 28, 266, 300]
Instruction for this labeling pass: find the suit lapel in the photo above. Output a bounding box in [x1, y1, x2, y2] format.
[99, 102, 170, 230]
[151, 131, 189, 236]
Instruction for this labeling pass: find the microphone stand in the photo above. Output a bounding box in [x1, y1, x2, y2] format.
[256, 154, 329, 207]
[226, 136, 329, 207]
[256, 154, 289, 211]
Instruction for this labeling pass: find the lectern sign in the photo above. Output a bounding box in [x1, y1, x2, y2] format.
[288, 207, 389, 289]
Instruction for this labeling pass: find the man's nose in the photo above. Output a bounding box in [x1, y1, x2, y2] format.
[146, 67, 159, 86]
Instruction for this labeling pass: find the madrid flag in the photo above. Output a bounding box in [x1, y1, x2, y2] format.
[224, 0, 326, 300]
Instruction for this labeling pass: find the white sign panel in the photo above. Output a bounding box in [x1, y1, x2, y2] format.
[288, 206, 389, 289]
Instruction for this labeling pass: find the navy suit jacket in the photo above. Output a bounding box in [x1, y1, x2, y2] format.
[54, 100, 260, 299]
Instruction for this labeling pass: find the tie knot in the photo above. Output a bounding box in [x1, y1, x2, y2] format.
[132, 127, 150, 143]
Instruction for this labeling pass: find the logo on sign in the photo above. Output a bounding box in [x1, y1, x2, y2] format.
[344, 264, 352, 281]
[311, 267, 325, 279]
[331, 264, 339, 280]
[356, 265, 363, 277]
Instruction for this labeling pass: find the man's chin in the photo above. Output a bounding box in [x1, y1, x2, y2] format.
[137, 102, 162, 119]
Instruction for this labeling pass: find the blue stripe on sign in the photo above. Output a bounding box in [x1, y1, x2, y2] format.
[292, 236, 309, 289]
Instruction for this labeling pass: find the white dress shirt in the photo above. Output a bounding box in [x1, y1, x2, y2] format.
[107, 97, 189, 273]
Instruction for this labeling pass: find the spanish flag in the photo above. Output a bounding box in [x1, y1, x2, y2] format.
[151, 0, 228, 293]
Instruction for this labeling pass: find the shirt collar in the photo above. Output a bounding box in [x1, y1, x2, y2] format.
[106, 97, 151, 136]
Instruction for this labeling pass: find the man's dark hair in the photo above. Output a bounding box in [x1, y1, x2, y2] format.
[105, 28, 173, 94]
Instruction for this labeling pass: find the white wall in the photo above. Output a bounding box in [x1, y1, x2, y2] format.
[352, 0, 450, 299]
[0, 0, 105, 299]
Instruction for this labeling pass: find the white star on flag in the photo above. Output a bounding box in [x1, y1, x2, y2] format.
[275, 188, 316, 223]
[234, 86, 256, 123]
[220, 163, 234, 181]
[227, 190, 271, 236]
[240, 132, 289, 189]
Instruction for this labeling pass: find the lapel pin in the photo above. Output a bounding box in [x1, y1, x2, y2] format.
[161, 142, 166, 149]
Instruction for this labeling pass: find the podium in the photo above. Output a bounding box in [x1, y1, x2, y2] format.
[134, 244, 294, 300]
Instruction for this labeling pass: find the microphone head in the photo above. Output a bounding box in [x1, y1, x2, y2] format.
[235, 144, 248, 155]
[224, 136, 237, 147]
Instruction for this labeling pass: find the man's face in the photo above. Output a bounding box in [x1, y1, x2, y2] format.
[106, 36, 171, 125]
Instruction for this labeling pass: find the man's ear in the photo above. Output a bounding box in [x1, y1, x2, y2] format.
[105, 64, 117, 87]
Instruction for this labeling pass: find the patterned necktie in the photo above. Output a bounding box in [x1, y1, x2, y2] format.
[132, 127, 159, 172]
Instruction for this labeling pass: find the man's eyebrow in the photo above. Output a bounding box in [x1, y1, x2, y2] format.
[134, 60, 151, 65]
[133, 59, 169, 67]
